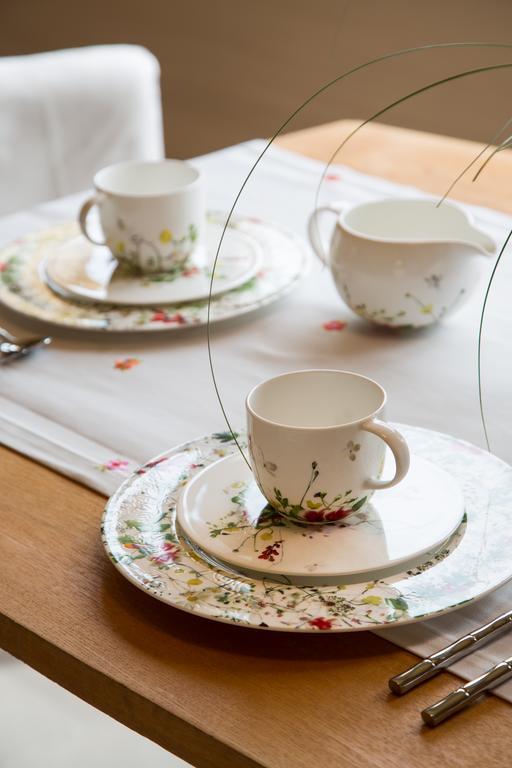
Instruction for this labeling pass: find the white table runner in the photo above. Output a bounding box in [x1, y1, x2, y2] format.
[3, 139, 512, 699]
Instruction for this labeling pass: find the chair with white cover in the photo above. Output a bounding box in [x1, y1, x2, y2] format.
[0, 45, 165, 216]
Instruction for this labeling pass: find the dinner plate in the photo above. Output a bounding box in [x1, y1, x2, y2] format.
[176, 451, 465, 579]
[102, 425, 512, 632]
[43, 218, 263, 306]
[0, 212, 309, 332]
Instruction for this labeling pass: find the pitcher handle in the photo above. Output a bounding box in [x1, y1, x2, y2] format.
[361, 419, 410, 490]
[307, 201, 349, 265]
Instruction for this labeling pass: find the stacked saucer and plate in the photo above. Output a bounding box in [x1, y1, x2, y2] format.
[102, 369, 512, 633]
[0, 159, 309, 332]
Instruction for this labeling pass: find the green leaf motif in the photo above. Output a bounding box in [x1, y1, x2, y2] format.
[213, 431, 240, 443]
[385, 596, 408, 613]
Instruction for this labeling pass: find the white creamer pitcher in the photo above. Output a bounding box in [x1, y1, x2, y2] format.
[308, 198, 496, 328]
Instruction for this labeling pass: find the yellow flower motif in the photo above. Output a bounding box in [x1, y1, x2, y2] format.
[159, 228, 172, 243]
[231, 481, 244, 489]
[116, 241, 125, 255]
[260, 531, 273, 540]
[306, 500, 322, 509]
[187, 577, 202, 586]
[362, 595, 382, 606]
[420, 304, 433, 315]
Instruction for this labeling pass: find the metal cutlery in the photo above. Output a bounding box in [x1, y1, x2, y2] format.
[389, 609, 512, 695]
[422, 656, 512, 726]
[389, 609, 512, 726]
[0, 326, 52, 364]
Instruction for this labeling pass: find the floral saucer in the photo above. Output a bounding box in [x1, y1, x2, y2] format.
[0, 212, 308, 332]
[43, 217, 263, 306]
[102, 425, 512, 632]
[176, 452, 464, 580]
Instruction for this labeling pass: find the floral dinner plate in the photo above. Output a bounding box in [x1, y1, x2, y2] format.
[102, 425, 512, 632]
[0, 212, 309, 332]
[43, 217, 263, 306]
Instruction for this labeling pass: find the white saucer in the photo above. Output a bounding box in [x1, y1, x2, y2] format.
[43, 217, 263, 306]
[177, 451, 465, 579]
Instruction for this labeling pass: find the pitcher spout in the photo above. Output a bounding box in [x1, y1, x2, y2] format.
[464, 226, 496, 257]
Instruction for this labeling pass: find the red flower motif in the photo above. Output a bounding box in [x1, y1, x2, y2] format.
[182, 267, 200, 277]
[258, 543, 281, 562]
[0, 262, 7, 272]
[325, 173, 341, 182]
[136, 456, 169, 475]
[114, 357, 141, 371]
[150, 541, 178, 565]
[304, 509, 325, 523]
[325, 508, 352, 522]
[102, 459, 129, 471]
[308, 617, 333, 630]
[323, 320, 347, 331]
[151, 311, 187, 325]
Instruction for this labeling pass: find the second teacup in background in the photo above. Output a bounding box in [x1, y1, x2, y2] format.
[79, 159, 204, 274]
[246, 369, 410, 525]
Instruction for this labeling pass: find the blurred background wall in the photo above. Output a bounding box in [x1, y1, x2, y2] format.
[2, 0, 512, 157]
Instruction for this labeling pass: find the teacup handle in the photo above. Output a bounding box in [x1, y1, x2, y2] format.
[79, 195, 107, 246]
[307, 201, 349, 265]
[361, 419, 410, 490]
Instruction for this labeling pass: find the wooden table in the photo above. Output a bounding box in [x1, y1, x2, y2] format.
[2, 120, 512, 768]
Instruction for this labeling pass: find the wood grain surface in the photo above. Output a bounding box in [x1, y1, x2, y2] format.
[2, 121, 512, 768]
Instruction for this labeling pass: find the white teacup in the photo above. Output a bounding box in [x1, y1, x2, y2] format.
[246, 369, 410, 525]
[79, 160, 204, 274]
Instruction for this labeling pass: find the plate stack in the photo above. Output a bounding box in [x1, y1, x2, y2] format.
[102, 424, 512, 632]
[0, 212, 309, 332]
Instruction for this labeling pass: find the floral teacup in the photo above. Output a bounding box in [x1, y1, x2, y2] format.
[246, 369, 410, 524]
[79, 160, 204, 274]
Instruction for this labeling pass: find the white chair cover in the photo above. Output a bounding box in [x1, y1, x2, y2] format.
[0, 45, 164, 215]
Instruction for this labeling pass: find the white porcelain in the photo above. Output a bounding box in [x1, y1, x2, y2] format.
[43, 218, 262, 306]
[101, 425, 512, 633]
[308, 197, 496, 328]
[246, 370, 410, 524]
[0, 212, 309, 332]
[177, 451, 464, 579]
[79, 160, 205, 274]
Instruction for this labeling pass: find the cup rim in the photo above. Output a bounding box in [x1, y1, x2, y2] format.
[246, 368, 387, 431]
[93, 159, 202, 199]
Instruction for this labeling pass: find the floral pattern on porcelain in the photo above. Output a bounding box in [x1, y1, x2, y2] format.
[112, 220, 199, 274]
[344, 283, 468, 330]
[205, 479, 371, 569]
[271, 459, 368, 524]
[102, 425, 512, 632]
[0, 213, 309, 332]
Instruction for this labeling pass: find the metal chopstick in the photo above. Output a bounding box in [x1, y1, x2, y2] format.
[389, 609, 512, 695]
[422, 656, 512, 726]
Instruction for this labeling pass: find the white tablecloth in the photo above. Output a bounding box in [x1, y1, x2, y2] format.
[2, 140, 512, 700]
